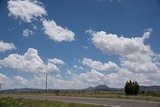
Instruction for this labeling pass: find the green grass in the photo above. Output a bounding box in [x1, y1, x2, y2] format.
[1, 90, 160, 102]
[0, 97, 102, 107]
[49, 90, 160, 102]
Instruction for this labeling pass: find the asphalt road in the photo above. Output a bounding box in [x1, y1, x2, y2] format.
[0, 94, 160, 107]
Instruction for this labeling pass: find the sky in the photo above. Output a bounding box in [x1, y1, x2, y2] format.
[0, 0, 160, 89]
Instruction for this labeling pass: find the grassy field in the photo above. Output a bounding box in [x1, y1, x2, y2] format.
[1, 90, 160, 102]
[30, 90, 160, 102]
[0, 97, 102, 107]
[51, 90, 160, 102]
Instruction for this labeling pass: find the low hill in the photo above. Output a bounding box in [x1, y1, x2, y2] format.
[140, 85, 160, 91]
[85, 85, 160, 91]
[85, 85, 119, 91]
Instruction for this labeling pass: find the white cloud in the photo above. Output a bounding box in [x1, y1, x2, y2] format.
[0, 73, 13, 89]
[1, 67, 159, 89]
[142, 28, 152, 40]
[48, 58, 64, 65]
[89, 29, 152, 56]
[73, 65, 84, 70]
[1, 27, 159, 89]
[85, 29, 160, 87]
[0, 48, 64, 73]
[6, 70, 105, 89]
[76, 70, 105, 86]
[88, 29, 160, 73]
[82, 57, 119, 71]
[0, 73, 8, 83]
[13, 76, 28, 85]
[121, 57, 159, 73]
[0, 41, 16, 52]
[8, 0, 76, 42]
[42, 20, 75, 42]
[105, 68, 152, 87]
[8, 0, 47, 23]
[23, 29, 34, 37]
[83, 46, 89, 49]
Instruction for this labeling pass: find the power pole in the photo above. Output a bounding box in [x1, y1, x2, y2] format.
[0, 83, 1, 90]
[46, 74, 47, 91]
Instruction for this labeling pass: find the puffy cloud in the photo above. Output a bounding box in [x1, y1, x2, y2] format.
[13, 76, 28, 85]
[23, 29, 34, 37]
[89, 29, 152, 56]
[73, 65, 84, 70]
[1, 67, 159, 89]
[42, 20, 75, 42]
[8, 0, 76, 42]
[83, 46, 89, 49]
[121, 57, 159, 73]
[0, 73, 13, 89]
[0, 48, 64, 73]
[82, 57, 119, 71]
[8, 0, 47, 23]
[48, 58, 64, 65]
[3, 70, 104, 89]
[142, 28, 152, 40]
[0, 73, 8, 83]
[0, 41, 16, 52]
[75, 70, 105, 86]
[84, 29, 160, 87]
[88, 29, 160, 73]
[105, 69, 153, 87]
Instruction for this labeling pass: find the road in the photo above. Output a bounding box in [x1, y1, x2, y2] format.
[0, 94, 160, 107]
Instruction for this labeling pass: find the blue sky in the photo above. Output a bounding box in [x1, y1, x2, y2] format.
[0, 0, 160, 89]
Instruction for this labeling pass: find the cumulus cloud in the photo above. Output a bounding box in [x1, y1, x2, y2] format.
[88, 29, 160, 73]
[82, 58, 119, 71]
[11, 70, 105, 89]
[8, 0, 47, 23]
[73, 65, 84, 70]
[82, 29, 160, 88]
[8, 0, 76, 42]
[89, 29, 152, 56]
[1, 68, 158, 89]
[48, 58, 65, 65]
[0, 73, 13, 89]
[23, 29, 34, 37]
[0, 41, 16, 52]
[122, 56, 159, 74]
[42, 20, 75, 42]
[0, 48, 64, 73]
[76, 70, 105, 86]
[105, 69, 152, 87]
[0, 73, 8, 83]
[13, 75, 28, 85]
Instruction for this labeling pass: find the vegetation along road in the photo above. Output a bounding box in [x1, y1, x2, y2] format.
[0, 94, 160, 107]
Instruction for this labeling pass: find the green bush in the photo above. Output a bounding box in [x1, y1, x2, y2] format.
[125, 80, 139, 95]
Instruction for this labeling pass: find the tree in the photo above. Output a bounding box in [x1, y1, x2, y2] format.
[125, 80, 139, 95]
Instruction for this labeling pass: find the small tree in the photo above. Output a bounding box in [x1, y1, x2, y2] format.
[125, 80, 139, 95]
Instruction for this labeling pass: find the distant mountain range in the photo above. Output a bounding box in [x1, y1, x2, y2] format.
[140, 85, 160, 91]
[85, 85, 160, 91]
[85, 85, 120, 91]
[1, 85, 160, 92]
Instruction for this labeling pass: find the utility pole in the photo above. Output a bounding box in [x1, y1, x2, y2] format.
[0, 83, 1, 91]
[46, 74, 47, 91]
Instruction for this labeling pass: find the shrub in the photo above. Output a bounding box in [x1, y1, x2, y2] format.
[125, 80, 139, 95]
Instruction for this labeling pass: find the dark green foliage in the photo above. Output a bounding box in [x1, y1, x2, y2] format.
[125, 80, 140, 95]
[55, 90, 60, 95]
